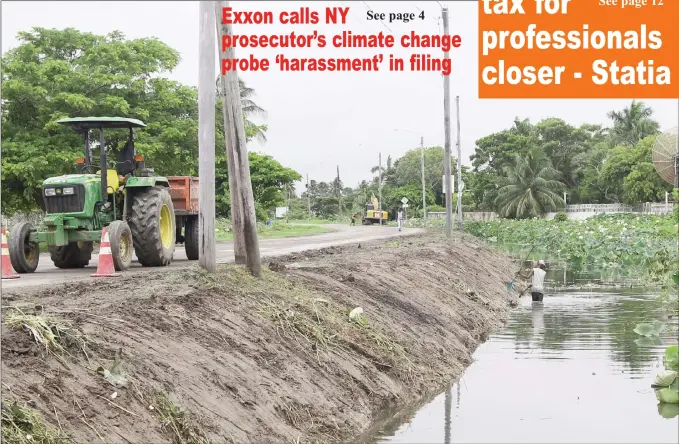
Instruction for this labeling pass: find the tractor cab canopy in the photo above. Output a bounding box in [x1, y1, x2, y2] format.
[57, 117, 146, 177]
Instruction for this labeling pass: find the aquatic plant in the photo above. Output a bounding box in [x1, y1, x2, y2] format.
[465, 213, 678, 285]
[652, 346, 679, 406]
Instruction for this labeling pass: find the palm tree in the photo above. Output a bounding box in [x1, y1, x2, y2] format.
[215, 77, 268, 143]
[607, 101, 660, 146]
[495, 148, 565, 219]
[371, 155, 395, 184]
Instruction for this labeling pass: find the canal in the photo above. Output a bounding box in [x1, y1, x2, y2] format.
[375, 286, 678, 443]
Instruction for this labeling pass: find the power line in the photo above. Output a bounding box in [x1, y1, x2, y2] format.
[361, 1, 392, 32]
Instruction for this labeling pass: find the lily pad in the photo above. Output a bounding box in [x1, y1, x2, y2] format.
[652, 370, 678, 388]
[634, 321, 665, 337]
[635, 336, 664, 347]
[657, 402, 679, 419]
[664, 345, 679, 371]
[655, 388, 679, 404]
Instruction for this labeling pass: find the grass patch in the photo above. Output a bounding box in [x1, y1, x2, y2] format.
[193, 266, 417, 382]
[215, 222, 332, 242]
[3, 308, 89, 361]
[147, 392, 211, 444]
[287, 218, 339, 225]
[385, 241, 401, 247]
[1, 400, 69, 444]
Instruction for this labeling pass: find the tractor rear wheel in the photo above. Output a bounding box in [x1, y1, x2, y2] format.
[184, 216, 199, 260]
[50, 241, 92, 268]
[108, 221, 133, 271]
[129, 187, 176, 267]
[8, 221, 39, 273]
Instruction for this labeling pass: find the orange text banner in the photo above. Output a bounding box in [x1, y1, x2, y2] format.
[478, 0, 679, 99]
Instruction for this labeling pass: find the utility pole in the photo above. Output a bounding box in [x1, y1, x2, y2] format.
[215, 1, 244, 264]
[421, 136, 427, 226]
[219, 0, 261, 277]
[444, 386, 452, 444]
[378, 152, 383, 211]
[442, 7, 453, 238]
[198, 1, 216, 271]
[455, 96, 462, 231]
[306, 173, 311, 217]
[336, 165, 342, 216]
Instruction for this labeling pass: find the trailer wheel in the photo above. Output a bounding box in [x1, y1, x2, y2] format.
[184, 216, 199, 260]
[9, 221, 39, 273]
[129, 186, 176, 266]
[108, 221, 133, 271]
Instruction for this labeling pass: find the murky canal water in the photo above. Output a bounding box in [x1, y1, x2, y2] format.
[376, 290, 679, 444]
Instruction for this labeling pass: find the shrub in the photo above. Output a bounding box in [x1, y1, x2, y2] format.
[554, 212, 568, 222]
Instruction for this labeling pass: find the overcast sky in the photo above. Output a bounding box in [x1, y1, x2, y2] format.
[3, 1, 678, 189]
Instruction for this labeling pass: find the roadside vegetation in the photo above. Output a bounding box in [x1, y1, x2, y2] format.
[214, 219, 333, 241]
[464, 214, 677, 283]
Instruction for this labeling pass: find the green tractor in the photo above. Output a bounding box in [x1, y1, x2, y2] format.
[9, 117, 176, 273]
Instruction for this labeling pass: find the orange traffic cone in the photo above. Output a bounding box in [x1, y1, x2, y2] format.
[1, 228, 19, 279]
[91, 227, 120, 278]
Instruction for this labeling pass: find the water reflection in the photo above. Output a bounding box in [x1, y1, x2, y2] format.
[377, 291, 678, 444]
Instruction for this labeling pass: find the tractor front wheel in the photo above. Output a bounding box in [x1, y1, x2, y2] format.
[129, 187, 176, 267]
[8, 221, 39, 273]
[108, 221, 133, 271]
[50, 241, 92, 269]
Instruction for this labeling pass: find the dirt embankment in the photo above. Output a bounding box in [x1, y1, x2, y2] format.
[1, 232, 518, 444]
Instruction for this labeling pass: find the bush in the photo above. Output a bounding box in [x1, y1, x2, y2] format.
[554, 212, 568, 222]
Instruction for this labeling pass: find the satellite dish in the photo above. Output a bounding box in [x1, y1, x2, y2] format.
[652, 126, 679, 188]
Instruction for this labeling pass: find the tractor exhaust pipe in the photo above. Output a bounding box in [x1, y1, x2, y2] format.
[99, 127, 107, 202]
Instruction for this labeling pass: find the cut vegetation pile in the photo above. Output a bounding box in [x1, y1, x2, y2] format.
[1, 233, 517, 443]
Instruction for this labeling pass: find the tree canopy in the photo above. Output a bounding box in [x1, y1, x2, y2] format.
[1, 27, 299, 218]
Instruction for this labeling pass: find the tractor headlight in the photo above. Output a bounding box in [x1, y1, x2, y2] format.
[62, 187, 74, 195]
[44, 188, 56, 196]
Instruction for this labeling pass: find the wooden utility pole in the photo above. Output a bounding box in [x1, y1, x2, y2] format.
[420, 136, 427, 226]
[198, 1, 216, 271]
[215, 1, 245, 264]
[306, 173, 311, 217]
[218, 0, 261, 277]
[378, 153, 383, 211]
[442, 7, 453, 238]
[455, 96, 463, 231]
[444, 386, 452, 444]
[336, 165, 342, 216]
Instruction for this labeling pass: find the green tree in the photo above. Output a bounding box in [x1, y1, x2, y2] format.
[471, 118, 536, 175]
[393, 146, 455, 201]
[495, 148, 565, 219]
[598, 136, 672, 204]
[2, 27, 280, 217]
[607, 100, 660, 147]
[371, 155, 396, 186]
[215, 152, 300, 218]
[1, 27, 191, 214]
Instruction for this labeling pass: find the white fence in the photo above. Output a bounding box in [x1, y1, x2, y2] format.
[428, 202, 674, 222]
[563, 203, 673, 215]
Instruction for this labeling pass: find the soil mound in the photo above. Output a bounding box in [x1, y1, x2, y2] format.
[1, 233, 517, 443]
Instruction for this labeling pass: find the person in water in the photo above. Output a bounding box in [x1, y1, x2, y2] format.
[528, 260, 547, 302]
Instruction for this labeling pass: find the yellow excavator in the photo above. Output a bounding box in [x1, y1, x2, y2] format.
[362, 194, 389, 225]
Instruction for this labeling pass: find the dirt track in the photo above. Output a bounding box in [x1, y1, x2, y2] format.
[1, 232, 518, 444]
[2, 224, 423, 290]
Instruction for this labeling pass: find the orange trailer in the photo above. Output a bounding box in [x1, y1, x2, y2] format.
[168, 176, 199, 260]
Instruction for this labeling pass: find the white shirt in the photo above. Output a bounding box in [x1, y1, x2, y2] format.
[397, 211, 404, 220]
[532, 268, 546, 292]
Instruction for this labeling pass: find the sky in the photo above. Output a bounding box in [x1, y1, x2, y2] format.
[2, 1, 678, 190]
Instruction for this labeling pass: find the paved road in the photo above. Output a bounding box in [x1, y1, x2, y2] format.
[2, 224, 423, 290]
